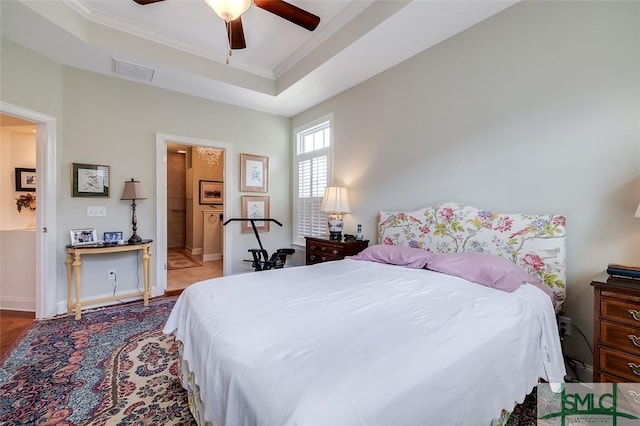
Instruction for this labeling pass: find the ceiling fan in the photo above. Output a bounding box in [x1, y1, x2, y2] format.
[133, 0, 321, 50]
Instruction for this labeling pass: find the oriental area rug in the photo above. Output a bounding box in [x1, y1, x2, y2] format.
[0, 296, 536, 425]
[0, 297, 196, 425]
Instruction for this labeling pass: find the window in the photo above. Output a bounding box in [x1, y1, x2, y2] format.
[293, 116, 332, 246]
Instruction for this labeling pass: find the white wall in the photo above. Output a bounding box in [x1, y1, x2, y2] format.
[0, 127, 36, 230]
[292, 1, 640, 369]
[1, 36, 291, 314]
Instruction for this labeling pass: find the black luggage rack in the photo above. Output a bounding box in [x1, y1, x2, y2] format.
[222, 218, 295, 271]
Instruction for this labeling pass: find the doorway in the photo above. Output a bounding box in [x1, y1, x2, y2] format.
[155, 133, 233, 296]
[0, 102, 57, 319]
[165, 143, 224, 293]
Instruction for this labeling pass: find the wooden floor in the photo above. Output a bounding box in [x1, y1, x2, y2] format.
[0, 310, 34, 358]
[165, 249, 223, 296]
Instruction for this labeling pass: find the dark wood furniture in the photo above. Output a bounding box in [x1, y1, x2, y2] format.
[591, 273, 640, 382]
[305, 237, 369, 265]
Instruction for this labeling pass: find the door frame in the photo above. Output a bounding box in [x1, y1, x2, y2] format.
[155, 133, 232, 295]
[1, 101, 57, 318]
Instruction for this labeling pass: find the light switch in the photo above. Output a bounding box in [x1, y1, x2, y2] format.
[87, 206, 107, 217]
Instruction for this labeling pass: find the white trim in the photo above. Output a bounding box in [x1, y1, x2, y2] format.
[0, 296, 36, 312]
[0, 102, 57, 319]
[155, 133, 232, 295]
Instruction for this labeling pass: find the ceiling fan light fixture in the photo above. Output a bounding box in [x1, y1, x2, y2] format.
[204, 0, 251, 22]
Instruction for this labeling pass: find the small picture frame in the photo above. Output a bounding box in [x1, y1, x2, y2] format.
[104, 231, 124, 245]
[240, 153, 268, 193]
[70, 228, 98, 246]
[15, 168, 36, 192]
[199, 180, 223, 205]
[71, 163, 110, 197]
[241, 195, 270, 233]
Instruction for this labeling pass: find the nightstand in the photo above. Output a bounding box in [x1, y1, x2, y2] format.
[591, 273, 640, 382]
[305, 237, 369, 265]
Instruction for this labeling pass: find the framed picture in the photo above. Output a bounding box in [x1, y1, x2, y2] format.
[71, 163, 110, 197]
[104, 231, 124, 244]
[199, 180, 223, 205]
[15, 168, 36, 192]
[240, 153, 268, 193]
[70, 228, 98, 246]
[241, 195, 270, 233]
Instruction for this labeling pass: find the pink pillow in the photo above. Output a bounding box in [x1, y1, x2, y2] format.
[348, 244, 433, 269]
[425, 252, 542, 292]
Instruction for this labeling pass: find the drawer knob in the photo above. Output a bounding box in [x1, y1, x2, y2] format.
[309, 255, 316, 261]
[630, 390, 640, 404]
[629, 334, 640, 347]
[629, 310, 640, 322]
[629, 363, 640, 376]
[310, 245, 317, 250]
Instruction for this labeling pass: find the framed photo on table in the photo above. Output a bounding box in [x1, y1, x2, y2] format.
[15, 168, 36, 192]
[240, 153, 268, 193]
[199, 180, 223, 205]
[71, 163, 110, 197]
[70, 228, 97, 246]
[241, 196, 270, 233]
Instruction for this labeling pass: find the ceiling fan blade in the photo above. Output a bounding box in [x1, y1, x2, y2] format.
[226, 17, 247, 49]
[132, 0, 165, 5]
[254, 0, 320, 31]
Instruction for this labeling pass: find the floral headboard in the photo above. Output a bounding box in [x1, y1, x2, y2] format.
[377, 202, 566, 313]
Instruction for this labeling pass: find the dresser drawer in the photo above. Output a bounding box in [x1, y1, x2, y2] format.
[598, 347, 640, 381]
[306, 242, 344, 257]
[601, 294, 640, 327]
[601, 321, 640, 356]
[307, 253, 339, 264]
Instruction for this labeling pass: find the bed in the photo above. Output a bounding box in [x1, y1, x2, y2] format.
[163, 202, 567, 426]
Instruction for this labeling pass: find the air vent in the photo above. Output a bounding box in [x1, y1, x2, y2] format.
[113, 58, 155, 82]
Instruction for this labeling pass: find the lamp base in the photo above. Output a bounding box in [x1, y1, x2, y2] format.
[128, 234, 142, 245]
[327, 212, 344, 241]
[328, 231, 342, 241]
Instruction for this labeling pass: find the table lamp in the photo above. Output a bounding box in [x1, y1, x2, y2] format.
[120, 178, 147, 244]
[635, 202, 640, 219]
[320, 186, 351, 241]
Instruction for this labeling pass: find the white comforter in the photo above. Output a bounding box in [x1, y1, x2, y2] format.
[163, 259, 565, 426]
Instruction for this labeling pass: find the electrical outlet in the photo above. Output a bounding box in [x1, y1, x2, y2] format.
[558, 315, 571, 336]
[107, 269, 117, 281]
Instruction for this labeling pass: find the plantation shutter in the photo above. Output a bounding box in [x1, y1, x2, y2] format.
[293, 118, 332, 246]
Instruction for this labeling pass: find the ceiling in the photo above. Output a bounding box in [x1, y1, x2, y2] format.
[1, 0, 517, 117]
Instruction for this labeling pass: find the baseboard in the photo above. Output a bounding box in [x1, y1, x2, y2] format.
[566, 358, 593, 383]
[0, 296, 35, 312]
[55, 290, 144, 316]
[203, 253, 222, 262]
[189, 247, 203, 255]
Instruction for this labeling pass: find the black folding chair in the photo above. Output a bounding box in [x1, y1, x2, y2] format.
[222, 218, 295, 271]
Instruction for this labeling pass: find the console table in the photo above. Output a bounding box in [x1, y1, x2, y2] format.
[65, 240, 153, 320]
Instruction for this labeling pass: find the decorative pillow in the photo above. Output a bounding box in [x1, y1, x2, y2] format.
[425, 252, 542, 292]
[348, 244, 433, 269]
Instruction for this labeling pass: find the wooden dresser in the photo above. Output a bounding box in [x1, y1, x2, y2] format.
[305, 237, 369, 265]
[591, 273, 640, 382]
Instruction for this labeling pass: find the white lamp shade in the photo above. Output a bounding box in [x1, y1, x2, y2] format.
[635, 203, 640, 218]
[204, 0, 251, 21]
[320, 186, 351, 214]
